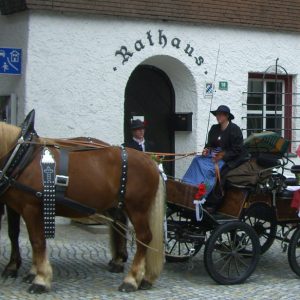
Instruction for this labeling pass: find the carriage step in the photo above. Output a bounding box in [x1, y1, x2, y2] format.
[181, 232, 205, 242]
[213, 214, 238, 224]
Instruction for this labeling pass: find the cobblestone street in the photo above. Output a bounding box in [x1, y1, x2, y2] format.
[0, 219, 299, 300]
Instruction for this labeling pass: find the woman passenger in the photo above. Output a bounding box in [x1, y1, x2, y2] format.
[183, 105, 249, 211]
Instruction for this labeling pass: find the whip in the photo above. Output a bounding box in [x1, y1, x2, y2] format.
[205, 44, 221, 145]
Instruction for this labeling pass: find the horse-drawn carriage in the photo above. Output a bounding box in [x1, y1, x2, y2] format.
[165, 131, 300, 284]
[1, 111, 300, 293]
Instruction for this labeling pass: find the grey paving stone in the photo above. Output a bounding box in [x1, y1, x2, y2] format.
[0, 221, 299, 300]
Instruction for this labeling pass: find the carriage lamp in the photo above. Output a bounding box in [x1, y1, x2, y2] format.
[291, 165, 300, 185]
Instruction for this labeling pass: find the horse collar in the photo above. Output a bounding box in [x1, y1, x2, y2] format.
[0, 133, 37, 196]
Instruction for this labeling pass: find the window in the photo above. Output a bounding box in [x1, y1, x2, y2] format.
[246, 73, 292, 142]
[0, 94, 17, 124]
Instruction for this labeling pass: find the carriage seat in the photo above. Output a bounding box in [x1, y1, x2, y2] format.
[224, 158, 273, 190]
[291, 165, 300, 174]
[277, 188, 294, 199]
[285, 177, 298, 186]
[225, 181, 256, 193]
[255, 153, 281, 169]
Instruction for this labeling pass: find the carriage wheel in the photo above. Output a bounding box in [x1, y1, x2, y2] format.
[204, 221, 260, 285]
[165, 209, 203, 262]
[241, 203, 277, 254]
[288, 227, 300, 277]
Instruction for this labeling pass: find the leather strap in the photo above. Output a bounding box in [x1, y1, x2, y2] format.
[9, 178, 96, 215]
[215, 163, 224, 197]
[55, 148, 69, 201]
[118, 146, 128, 208]
[40, 148, 56, 239]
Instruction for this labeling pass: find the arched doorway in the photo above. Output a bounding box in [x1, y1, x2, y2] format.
[124, 65, 175, 175]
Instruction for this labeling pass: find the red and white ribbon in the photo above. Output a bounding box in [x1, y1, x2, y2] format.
[193, 198, 206, 221]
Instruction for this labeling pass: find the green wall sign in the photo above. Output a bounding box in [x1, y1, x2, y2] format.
[219, 81, 228, 91]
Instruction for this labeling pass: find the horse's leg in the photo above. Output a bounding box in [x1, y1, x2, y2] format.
[118, 213, 150, 292]
[119, 176, 165, 292]
[22, 207, 52, 294]
[2, 205, 22, 278]
[107, 208, 128, 273]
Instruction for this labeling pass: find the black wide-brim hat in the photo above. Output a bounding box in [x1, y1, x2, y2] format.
[210, 105, 234, 120]
[131, 119, 145, 130]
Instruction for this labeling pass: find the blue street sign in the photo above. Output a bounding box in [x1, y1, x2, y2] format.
[205, 82, 213, 95]
[0, 48, 22, 75]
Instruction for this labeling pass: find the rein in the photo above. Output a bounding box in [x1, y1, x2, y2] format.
[22, 139, 201, 162]
[22, 138, 111, 151]
[145, 151, 200, 163]
[97, 214, 160, 252]
[72, 213, 159, 252]
[145, 151, 198, 157]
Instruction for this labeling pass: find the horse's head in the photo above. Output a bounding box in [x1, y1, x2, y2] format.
[0, 122, 21, 159]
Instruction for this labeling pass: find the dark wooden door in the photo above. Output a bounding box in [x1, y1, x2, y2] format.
[124, 65, 175, 176]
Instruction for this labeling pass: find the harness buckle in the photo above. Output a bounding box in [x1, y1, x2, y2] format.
[55, 175, 69, 187]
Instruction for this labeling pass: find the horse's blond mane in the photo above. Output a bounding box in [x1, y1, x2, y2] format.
[0, 122, 22, 159]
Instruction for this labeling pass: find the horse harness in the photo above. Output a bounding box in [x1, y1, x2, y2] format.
[0, 110, 129, 239]
[0, 110, 38, 196]
[118, 146, 128, 208]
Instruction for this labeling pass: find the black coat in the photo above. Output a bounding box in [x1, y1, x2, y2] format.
[125, 139, 154, 152]
[205, 122, 249, 169]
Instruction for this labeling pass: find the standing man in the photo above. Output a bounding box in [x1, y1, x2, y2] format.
[125, 119, 154, 152]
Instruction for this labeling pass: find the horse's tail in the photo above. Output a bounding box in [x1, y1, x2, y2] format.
[145, 174, 165, 282]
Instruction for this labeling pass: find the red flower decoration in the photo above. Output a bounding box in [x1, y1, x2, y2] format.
[194, 183, 207, 200]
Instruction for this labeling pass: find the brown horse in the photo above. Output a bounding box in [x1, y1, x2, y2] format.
[0, 122, 165, 293]
[0, 204, 130, 278]
[0, 139, 128, 279]
[0, 203, 22, 278]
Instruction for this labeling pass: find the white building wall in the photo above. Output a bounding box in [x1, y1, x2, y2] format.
[0, 11, 28, 122]
[1, 11, 300, 175]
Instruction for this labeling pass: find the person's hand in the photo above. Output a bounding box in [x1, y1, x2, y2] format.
[202, 148, 209, 156]
[212, 151, 225, 162]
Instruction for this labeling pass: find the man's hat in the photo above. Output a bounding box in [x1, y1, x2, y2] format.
[210, 105, 234, 120]
[131, 119, 145, 130]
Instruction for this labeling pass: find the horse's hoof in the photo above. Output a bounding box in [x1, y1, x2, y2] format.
[28, 284, 47, 294]
[139, 279, 152, 290]
[1, 269, 18, 278]
[23, 273, 36, 283]
[108, 260, 124, 273]
[118, 282, 137, 292]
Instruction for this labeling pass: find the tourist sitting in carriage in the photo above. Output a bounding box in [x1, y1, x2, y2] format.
[182, 105, 249, 212]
